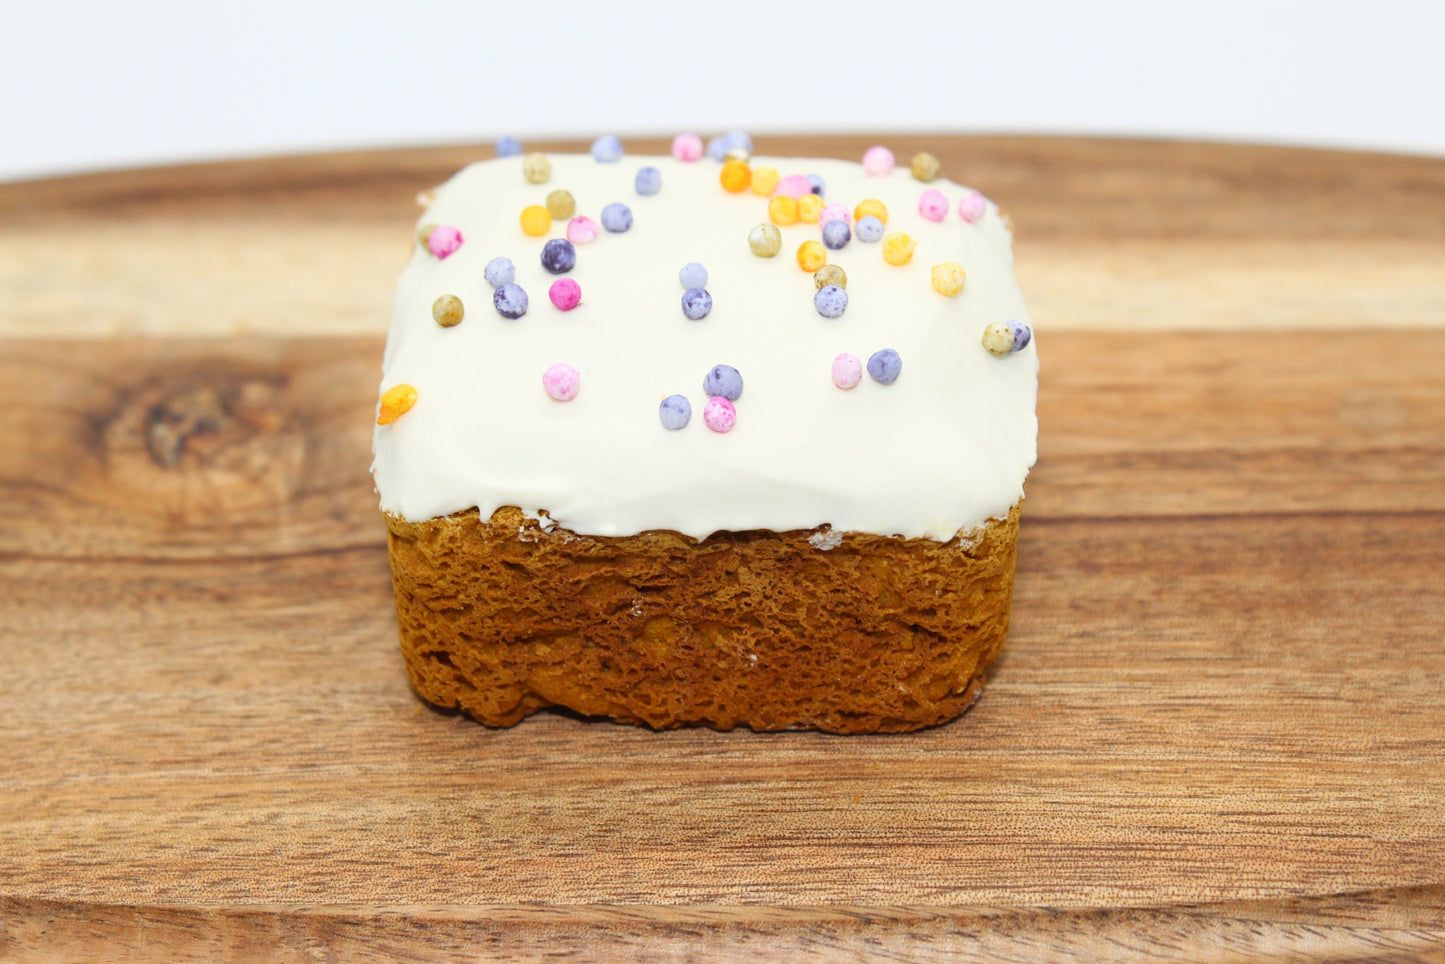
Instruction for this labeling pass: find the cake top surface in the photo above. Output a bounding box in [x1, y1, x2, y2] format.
[371, 143, 1037, 541]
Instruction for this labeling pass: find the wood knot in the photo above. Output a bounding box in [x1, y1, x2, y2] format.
[144, 381, 285, 468]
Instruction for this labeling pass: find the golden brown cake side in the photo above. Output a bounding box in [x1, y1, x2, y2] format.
[386, 503, 1020, 734]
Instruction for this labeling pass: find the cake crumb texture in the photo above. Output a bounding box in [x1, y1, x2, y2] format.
[387, 503, 1020, 734]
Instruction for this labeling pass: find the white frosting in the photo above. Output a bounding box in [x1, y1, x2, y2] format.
[371, 152, 1038, 541]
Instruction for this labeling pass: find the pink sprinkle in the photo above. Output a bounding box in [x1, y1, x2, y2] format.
[774, 174, 812, 199]
[542, 363, 580, 401]
[548, 278, 581, 311]
[819, 203, 851, 225]
[427, 224, 464, 259]
[862, 146, 895, 176]
[958, 191, 987, 223]
[702, 396, 736, 433]
[918, 189, 949, 222]
[566, 216, 599, 244]
[671, 133, 703, 162]
[831, 353, 862, 390]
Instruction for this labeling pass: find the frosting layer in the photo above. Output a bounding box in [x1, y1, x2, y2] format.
[372, 152, 1037, 540]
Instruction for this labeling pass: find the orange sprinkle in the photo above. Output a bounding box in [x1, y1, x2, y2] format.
[796, 240, 827, 273]
[719, 159, 752, 192]
[882, 232, 916, 265]
[377, 384, 418, 425]
[520, 205, 552, 237]
[854, 198, 889, 224]
[797, 194, 824, 223]
[749, 165, 781, 196]
[768, 196, 799, 225]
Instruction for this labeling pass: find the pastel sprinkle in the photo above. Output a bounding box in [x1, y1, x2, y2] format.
[911, 152, 942, 182]
[495, 136, 523, 157]
[719, 159, 751, 192]
[432, 294, 464, 327]
[417, 223, 436, 247]
[854, 198, 888, 224]
[542, 363, 580, 401]
[567, 216, 599, 244]
[681, 287, 713, 320]
[931, 262, 967, 296]
[703, 364, 743, 401]
[721, 130, 753, 157]
[831, 353, 862, 389]
[918, 189, 949, 222]
[855, 215, 885, 243]
[862, 146, 895, 175]
[749, 223, 782, 257]
[1008, 320, 1033, 352]
[659, 394, 692, 429]
[548, 278, 581, 311]
[867, 349, 902, 384]
[796, 240, 827, 273]
[678, 262, 708, 289]
[483, 257, 514, 287]
[672, 133, 703, 162]
[545, 189, 576, 220]
[750, 166, 781, 196]
[541, 238, 577, 274]
[493, 283, 529, 319]
[814, 285, 848, 318]
[882, 232, 917, 265]
[600, 202, 633, 232]
[703, 397, 736, 433]
[797, 193, 824, 223]
[427, 225, 463, 259]
[522, 153, 552, 184]
[706, 136, 728, 162]
[822, 220, 851, 250]
[806, 174, 826, 196]
[376, 384, 417, 425]
[982, 322, 1015, 356]
[635, 166, 662, 195]
[520, 205, 551, 237]
[959, 191, 987, 222]
[775, 174, 812, 198]
[820, 202, 851, 225]
[590, 135, 623, 163]
[813, 264, 847, 290]
[768, 196, 799, 225]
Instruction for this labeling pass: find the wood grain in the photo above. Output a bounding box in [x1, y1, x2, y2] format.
[2, 136, 1445, 961]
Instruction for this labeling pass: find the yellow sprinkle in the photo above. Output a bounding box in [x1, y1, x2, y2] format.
[417, 223, 436, 248]
[796, 240, 827, 273]
[432, 294, 465, 327]
[854, 198, 889, 224]
[982, 322, 1015, 356]
[768, 196, 799, 225]
[930, 262, 966, 296]
[377, 384, 418, 425]
[748, 223, 782, 257]
[814, 264, 847, 290]
[545, 189, 576, 220]
[882, 232, 916, 266]
[911, 151, 942, 182]
[750, 166, 781, 196]
[520, 205, 552, 237]
[522, 153, 552, 184]
[797, 194, 824, 223]
[720, 159, 752, 192]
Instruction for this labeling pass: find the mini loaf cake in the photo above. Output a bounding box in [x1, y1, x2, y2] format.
[372, 133, 1038, 733]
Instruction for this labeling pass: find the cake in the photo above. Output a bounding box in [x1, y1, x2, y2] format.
[372, 134, 1038, 733]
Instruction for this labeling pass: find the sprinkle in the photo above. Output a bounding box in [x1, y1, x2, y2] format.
[427, 225, 463, 259]
[721, 130, 753, 157]
[854, 198, 889, 224]
[415, 190, 435, 209]
[495, 136, 523, 157]
[719, 159, 751, 192]
[1000, 209, 1015, 234]
[814, 285, 848, 318]
[703, 364, 743, 401]
[855, 215, 885, 243]
[768, 196, 799, 225]
[542, 363, 580, 401]
[681, 287, 713, 320]
[831, 353, 862, 389]
[484, 257, 515, 287]
[806, 174, 826, 196]
[1008, 320, 1033, 352]
[417, 223, 436, 247]
[703, 396, 736, 433]
[820, 203, 851, 225]
[545, 189, 576, 220]
[931, 262, 967, 296]
[672, 133, 703, 162]
[706, 135, 728, 162]
[591, 135, 623, 163]
[600, 202, 633, 232]
[862, 146, 895, 175]
[867, 349, 902, 384]
[749, 223, 783, 257]
[635, 166, 663, 196]
[548, 278, 581, 311]
[911, 152, 942, 182]
[796, 240, 827, 273]
[659, 394, 692, 429]
[982, 322, 1015, 356]
[882, 232, 916, 265]
[797, 194, 824, 223]
[958, 191, 987, 222]
[523, 153, 552, 184]
[376, 384, 417, 425]
[918, 189, 949, 222]
[567, 216, 599, 244]
[678, 262, 708, 289]
[432, 294, 464, 327]
[822, 220, 851, 250]
[775, 174, 812, 199]
[814, 264, 847, 290]
[750, 166, 781, 196]
[541, 238, 577, 274]
[494, 283, 529, 319]
[520, 205, 551, 237]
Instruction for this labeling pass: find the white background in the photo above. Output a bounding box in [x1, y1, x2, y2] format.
[2, 0, 1442, 182]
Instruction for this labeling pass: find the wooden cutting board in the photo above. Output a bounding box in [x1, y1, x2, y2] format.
[2, 135, 1443, 962]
